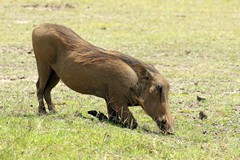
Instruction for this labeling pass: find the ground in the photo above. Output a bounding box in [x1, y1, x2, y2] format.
[0, 0, 239, 159]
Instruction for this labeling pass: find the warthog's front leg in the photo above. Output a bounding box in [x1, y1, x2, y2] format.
[105, 95, 138, 129]
[111, 105, 138, 129]
[106, 100, 120, 123]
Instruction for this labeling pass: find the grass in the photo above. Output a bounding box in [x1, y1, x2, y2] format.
[0, 0, 240, 159]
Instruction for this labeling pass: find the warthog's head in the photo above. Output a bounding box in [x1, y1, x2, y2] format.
[135, 64, 174, 134]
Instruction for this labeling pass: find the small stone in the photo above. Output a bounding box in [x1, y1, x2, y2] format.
[197, 96, 206, 102]
[100, 27, 107, 30]
[199, 111, 207, 120]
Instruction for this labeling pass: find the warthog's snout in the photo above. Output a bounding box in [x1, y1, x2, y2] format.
[156, 118, 174, 135]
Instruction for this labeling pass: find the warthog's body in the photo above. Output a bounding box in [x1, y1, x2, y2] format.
[32, 23, 173, 133]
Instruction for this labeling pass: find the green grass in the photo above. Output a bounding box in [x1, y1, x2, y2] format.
[0, 0, 240, 159]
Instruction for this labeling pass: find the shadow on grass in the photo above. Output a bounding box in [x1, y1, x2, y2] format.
[81, 110, 174, 136]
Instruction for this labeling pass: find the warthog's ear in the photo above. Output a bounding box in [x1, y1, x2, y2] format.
[135, 64, 152, 80]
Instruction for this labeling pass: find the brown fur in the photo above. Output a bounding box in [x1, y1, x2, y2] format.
[32, 23, 174, 133]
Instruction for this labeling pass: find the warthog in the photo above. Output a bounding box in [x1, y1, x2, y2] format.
[32, 23, 174, 134]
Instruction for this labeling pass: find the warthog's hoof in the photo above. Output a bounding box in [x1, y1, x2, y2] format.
[38, 109, 47, 116]
[130, 122, 138, 129]
[49, 108, 57, 114]
[123, 121, 138, 130]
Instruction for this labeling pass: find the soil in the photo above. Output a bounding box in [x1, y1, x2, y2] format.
[0, 46, 36, 82]
[0, 46, 32, 55]
[21, 3, 75, 11]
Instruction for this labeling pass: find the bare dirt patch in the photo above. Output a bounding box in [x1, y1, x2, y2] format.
[234, 105, 240, 113]
[0, 46, 36, 82]
[21, 3, 75, 11]
[0, 46, 32, 55]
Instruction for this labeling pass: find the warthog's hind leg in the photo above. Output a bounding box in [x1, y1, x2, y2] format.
[36, 60, 58, 115]
[36, 78, 47, 115]
[43, 70, 60, 113]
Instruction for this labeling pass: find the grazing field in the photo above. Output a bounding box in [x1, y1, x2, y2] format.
[0, 0, 240, 159]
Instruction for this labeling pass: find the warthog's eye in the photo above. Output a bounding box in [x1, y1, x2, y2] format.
[156, 84, 163, 94]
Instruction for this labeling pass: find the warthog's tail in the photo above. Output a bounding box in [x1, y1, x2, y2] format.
[88, 110, 108, 121]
